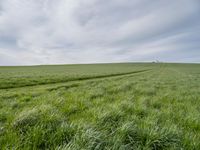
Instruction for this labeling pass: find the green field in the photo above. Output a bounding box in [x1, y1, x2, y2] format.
[0, 63, 199, 149]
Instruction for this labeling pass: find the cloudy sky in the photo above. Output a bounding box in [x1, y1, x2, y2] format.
[0, 0, 200, 65]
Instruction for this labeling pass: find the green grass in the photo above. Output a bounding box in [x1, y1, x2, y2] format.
[0, 63, 199, 149]
[0, 63, 152, 89]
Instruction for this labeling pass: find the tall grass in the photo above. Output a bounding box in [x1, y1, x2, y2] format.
[0, 63, 199, 149]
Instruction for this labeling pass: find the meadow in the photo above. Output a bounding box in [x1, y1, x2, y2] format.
[0, 63, 199, 149]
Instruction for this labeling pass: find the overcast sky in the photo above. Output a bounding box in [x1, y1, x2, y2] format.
[0, 0, 200, 65]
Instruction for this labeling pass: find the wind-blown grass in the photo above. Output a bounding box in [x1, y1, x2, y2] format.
[0, 63, 199, 149]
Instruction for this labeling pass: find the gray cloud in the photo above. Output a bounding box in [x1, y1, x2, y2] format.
[0, 0, 199, 65]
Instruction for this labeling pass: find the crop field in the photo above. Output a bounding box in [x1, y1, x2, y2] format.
[0, 63, 199, 149]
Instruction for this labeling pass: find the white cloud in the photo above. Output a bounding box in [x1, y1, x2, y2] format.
[0, 0, 200, 65]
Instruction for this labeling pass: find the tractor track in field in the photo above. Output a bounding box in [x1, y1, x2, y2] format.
[0, 69, 153, 90]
